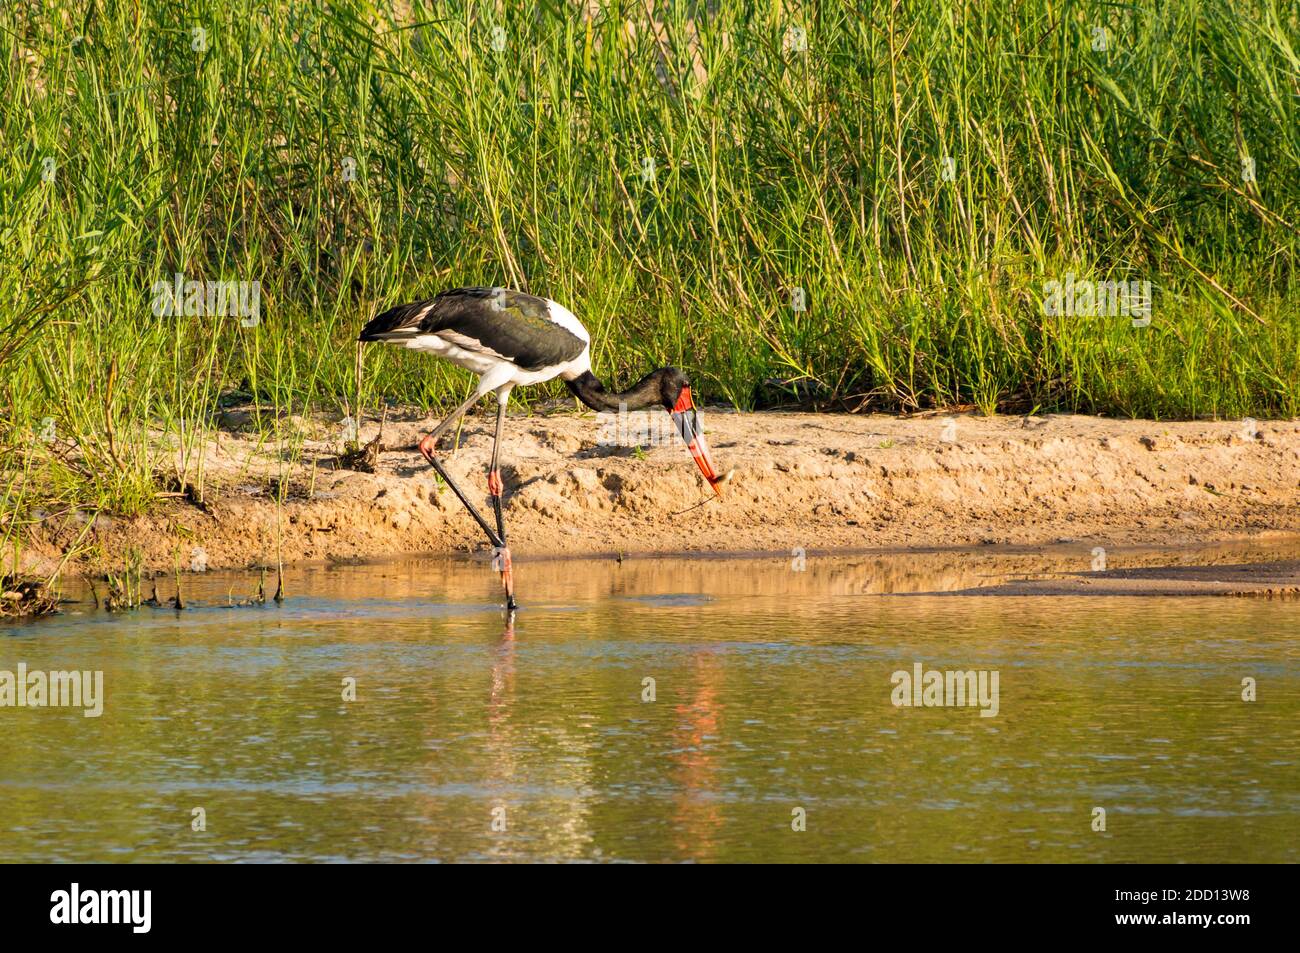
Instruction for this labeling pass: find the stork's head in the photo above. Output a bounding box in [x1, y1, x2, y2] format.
[658, 368, 727, 498]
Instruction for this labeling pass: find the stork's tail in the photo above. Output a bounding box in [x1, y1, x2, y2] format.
[358, 300, 433, 341]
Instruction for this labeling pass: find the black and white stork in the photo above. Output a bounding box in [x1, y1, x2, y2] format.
[359, 286, 726, 610]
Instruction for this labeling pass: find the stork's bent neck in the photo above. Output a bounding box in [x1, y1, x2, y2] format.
[565, 370, 665, 413]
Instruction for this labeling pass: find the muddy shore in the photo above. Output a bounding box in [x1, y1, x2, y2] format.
[19, 407, 1300, 578]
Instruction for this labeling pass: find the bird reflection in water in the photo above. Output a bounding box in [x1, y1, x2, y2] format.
[670, 653, 725, 860]
[489, 609, 516, 717]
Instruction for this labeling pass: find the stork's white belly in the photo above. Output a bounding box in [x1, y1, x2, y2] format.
[403, 332, 591, 394]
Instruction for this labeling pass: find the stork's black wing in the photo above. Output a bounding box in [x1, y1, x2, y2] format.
[359, 287, 587, 371]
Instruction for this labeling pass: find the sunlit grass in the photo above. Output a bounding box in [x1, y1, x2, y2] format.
[1, 0, 1298, 558]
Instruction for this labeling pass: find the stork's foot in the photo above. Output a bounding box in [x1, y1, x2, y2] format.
[418, 432, 439, 464]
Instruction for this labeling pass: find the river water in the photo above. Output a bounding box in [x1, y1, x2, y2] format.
[2, 548, 1297, 862]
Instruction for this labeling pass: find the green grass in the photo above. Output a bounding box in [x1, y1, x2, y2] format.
[2, 0, 1298, 559]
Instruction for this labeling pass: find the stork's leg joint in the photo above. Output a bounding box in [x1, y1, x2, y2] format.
[487, 469, 504, 497]
[418, 432, 440, 463]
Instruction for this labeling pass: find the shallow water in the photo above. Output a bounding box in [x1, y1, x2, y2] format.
[2, 549, 1298, 862]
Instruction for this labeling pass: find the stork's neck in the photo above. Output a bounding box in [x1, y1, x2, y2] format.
[566, 370, 666, 413]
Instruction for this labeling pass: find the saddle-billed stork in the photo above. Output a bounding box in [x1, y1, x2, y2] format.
[359, 286, 726, 610]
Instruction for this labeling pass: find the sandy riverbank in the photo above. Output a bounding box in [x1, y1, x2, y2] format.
[18, 407, 1300, 578]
